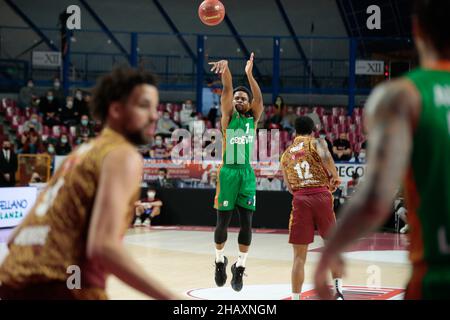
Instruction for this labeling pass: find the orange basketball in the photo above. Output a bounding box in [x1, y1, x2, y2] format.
[198, 0, 225, 26]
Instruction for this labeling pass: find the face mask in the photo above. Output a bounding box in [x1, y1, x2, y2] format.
[35, 99, 40, 104]
[163, 114, 170, 120]
[159, 174, 165, 179]
[48, 147, 55, 154]
[155, 139, 162, 146]
[54, 82, 60, 88]
[319, 134, 326, 139]
[47, 96, 53, 102]
[76, 93, 82, 100]
[185, 104, 192, 110]
[147, 192, 156, 199]
[359, 152, 366, 160]
[28, 83, 33, 88]
[61, 138, 68, 144]
[67, 101, 73, 108]
[81, 120, 88, 126]
[31, 118, 38, 124]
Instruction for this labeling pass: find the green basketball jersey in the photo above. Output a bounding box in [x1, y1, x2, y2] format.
[405, 68, 450, 298]
[222, 111, 255, 167]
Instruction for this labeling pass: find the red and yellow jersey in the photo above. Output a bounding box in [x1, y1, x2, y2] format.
[281, 136, 330, 192]
[0, 128, 139, 290]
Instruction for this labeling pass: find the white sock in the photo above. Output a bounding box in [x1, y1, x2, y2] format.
[236, 251, 248, 268]
[292, 293, 301, 300]
[215, 248, 225, 263]
[333, 278, 343, 294]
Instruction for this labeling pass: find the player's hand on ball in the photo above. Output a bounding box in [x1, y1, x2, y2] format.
[245, 52, 254, 75]
[209, 60, 228, 74]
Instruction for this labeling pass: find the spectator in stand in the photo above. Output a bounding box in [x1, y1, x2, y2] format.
[156, 110, 179, 137]
[189, 113, 205, 135]
[55, 134, 72, 156]
[74, 89, 89, 117]
[39, 90, 60, 127]
[180, 100, 196, 129]
[307, 111, 321, 131]
[19, 130, 44, 154]
[346, 172, 360, 197]
[18, 79, 37, 109]
[332, 132, 353, 161]
[207, 103, 219, 129]
[75, 133, 91, 146]
[150, 135, 169, 159]
[46, 143, 57, 157]
[52, 77, 65, 105]
[208, 170, 218, 189]
[0, 140, 18, 187]
[280, 106, 297, 133]
[23, 113, 43, 134]
[76, 115, 95, 137]
[133, 187, 163, 227]
[266, 97, 284, 129]
[59, 96, 80, 127]
[154, 168, 174, 188]
[349, 140, 367, 163]
[318, 129, 333, 154]
[274, 95, 286, 116]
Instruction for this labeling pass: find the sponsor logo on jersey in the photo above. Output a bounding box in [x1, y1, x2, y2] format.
[229, 135, 254, 145]
[223, 201, 229, 207]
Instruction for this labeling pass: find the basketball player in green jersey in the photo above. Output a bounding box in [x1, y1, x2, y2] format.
[209, 53, 263, 291]
[314, 0, 450, 299]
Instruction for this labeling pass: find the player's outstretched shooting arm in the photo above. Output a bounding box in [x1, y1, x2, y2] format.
[209, 59, 233, 129]
[245, 52, 264, 124]
[314, 79, 420, 299]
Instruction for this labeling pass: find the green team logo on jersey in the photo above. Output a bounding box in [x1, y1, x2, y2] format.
[224, 112, 255, 166]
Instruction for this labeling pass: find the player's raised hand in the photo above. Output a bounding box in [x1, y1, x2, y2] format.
[209, 60, 228, 74]
[245, 52, 254, 76]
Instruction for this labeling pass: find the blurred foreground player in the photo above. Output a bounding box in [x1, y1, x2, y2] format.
[315, 0, 450, 299]
[281, 116, 343, 300]
[209, 53, 263, 291]
[0, 68, 174, 300]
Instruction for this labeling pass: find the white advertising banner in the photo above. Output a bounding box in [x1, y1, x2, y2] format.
[335, 162, 366, 193]
[32, 51, 61, 68]
[355, 60, 384, 75]
[0, 187, 37, 228]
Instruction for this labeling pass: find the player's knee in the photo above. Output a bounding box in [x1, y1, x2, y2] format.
[294, 255, 306, 266]
[238, 228, 252, 246]
[214, 227, 227, 244]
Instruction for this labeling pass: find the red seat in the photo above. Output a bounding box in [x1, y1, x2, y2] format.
[337, 123, 346, 134]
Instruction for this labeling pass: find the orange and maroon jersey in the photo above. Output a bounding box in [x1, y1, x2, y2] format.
[281, 136, 330, 192]
[0, 128, 139, 290]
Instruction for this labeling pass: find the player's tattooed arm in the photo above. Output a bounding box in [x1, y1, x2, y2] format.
[209, 59, 234, 122]
[245, 52, 264, 124]
[316, 138, 339, 182]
